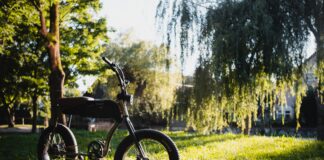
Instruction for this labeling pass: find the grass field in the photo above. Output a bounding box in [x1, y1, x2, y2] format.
[1, 129, 324, 160]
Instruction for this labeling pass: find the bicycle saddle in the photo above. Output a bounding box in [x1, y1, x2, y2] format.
[58, 97, 122, 120]
[59, 96, 94, 108]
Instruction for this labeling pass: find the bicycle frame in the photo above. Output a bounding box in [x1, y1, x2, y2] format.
[100, 106, 146, 157]
[50, 57, 147, 158]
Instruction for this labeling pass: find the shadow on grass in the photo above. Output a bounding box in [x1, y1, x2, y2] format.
[0, 133, 39, 160]
[0, 130, 121, 160]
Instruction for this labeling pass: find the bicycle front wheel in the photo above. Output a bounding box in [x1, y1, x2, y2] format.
[114, 129, 179, 160]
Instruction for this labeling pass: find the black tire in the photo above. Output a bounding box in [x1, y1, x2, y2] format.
[114, 129, 179, 160]
[37, 124, 78, 160]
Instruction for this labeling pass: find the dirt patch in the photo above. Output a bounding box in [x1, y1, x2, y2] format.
[0, 126, 32, 133]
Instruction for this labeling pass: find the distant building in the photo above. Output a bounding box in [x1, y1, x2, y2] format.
[304, 53, 318, 88]
[275, 93, 295, 122]
[274, 53, 318, 123]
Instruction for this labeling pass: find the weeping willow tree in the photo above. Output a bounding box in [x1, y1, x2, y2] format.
[157, 0, 323, 133]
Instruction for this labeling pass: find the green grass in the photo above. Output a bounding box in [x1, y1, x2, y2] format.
[1, 129, 324, 160]
[0, 124, 45, 129]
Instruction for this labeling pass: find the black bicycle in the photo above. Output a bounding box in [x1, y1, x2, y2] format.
[37, 57, 179, 160]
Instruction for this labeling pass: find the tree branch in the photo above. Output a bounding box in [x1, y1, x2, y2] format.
[29, 0, 48, 37]
[39, 11, 48, 37]
[8, 94, 17, 105]
[29, 0, 40, 12]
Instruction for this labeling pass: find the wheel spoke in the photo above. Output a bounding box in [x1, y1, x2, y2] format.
[123, 139, 169, 160]
[38, 124, 78, 160]
[46, 132, 68, 159]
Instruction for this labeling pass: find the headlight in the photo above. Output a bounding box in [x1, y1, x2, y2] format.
[117, 93, 133, 105]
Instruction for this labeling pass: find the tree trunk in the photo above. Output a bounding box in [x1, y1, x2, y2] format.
[2, 95, 16, 128]
[36, 2, 66, 125]
[7, 107, 15, 128]
[31, 94, 37, 133]
[316, 10, 324, 140]
[44, 116, 49, 128]
[50, 2, 66, 125]
[243, 114, 251, 135]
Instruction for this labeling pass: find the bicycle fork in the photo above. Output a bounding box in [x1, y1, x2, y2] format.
[125, 117, 148, 160]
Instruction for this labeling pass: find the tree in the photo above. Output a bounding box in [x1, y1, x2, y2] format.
[0, 54, 23, 127]
[300, 88, 318, 127]
[4, 17, 49, 132]
[157, 0, 322, 133]
[94, 36, 181, 124]
[29, 0, 66, 125]
[27, 0, 109, 125]
[0, 0, 34, 128]
[0, 0, 108, 130]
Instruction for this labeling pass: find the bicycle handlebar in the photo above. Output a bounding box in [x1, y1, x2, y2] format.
[102, 57, 127, 92]
[102, 57, 115, 68]
[101, 57, 133, 105]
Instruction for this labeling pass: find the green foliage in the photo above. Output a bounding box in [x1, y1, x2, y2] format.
[0, 0, 109, 123]
[58, 0, 109, 86]
[0, 0, 34, 53]
[0, 0, 109, 86]
[0, 1, 48, 116]
[157, 0, 318, 132]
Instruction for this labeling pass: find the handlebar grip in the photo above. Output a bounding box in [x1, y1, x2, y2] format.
[102, 57, 115, 68]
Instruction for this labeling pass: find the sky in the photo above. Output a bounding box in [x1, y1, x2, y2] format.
[100, 0, 161, 42]
[101, 0, 199, 74]
[76, 0, 316, 93]
[77, 0, 168, 93]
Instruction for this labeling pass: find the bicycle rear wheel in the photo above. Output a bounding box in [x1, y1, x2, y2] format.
[37, 124, 78, 160]
[114, 129, 179, 160]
